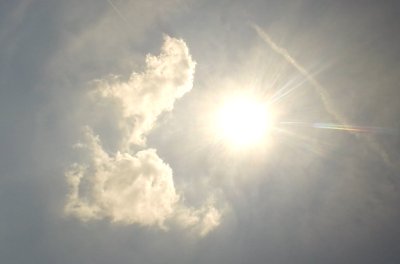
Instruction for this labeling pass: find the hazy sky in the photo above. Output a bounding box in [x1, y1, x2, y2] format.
[1, 0, 400, 263]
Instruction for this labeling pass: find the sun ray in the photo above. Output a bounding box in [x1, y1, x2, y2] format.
[252, 23, 398, 169]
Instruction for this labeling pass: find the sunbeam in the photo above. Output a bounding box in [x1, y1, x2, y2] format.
[252, 23, 398, 169]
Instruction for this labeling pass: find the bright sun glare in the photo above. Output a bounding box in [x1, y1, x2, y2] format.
[215, 95, 272, 148]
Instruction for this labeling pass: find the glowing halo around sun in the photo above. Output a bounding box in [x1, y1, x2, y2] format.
[214, 95, 272, 148]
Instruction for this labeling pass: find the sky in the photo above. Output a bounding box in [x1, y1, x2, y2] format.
[1, 0, 400, 263]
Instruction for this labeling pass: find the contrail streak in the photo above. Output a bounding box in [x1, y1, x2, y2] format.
[106, 0, 129, 25]
[252, 24, 343, 123]
[252, 23, 397, 169]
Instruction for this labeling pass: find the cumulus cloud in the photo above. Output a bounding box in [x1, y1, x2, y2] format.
[65, 129, 179, 227]
[65, 36, 221, 236]
[95, 35, 195, 145]
[174, 199, 222, 237]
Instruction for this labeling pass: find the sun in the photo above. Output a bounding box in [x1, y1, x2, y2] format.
[215, 95, 272, 148]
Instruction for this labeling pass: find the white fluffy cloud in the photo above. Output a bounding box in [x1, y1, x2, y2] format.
[95, 35, 195, 145]
[65, 36, 221, 236]
[65, 129, 179, 227]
